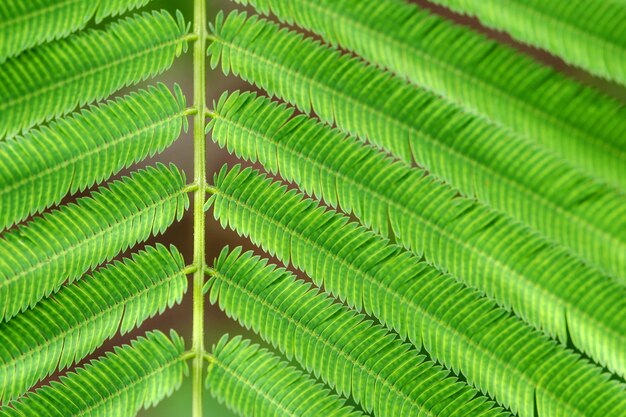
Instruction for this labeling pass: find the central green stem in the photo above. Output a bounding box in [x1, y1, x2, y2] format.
[192, 0, 207, 415]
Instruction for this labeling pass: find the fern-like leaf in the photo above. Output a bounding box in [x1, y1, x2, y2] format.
[207, 91, 626, 378]
[0, 9, 188, 138]
[212, 8, 626, 190]
[207, 335, 368, 417]
[0, 83, 187, 231]
[208, 90, 626, 279]
[0, 0, 154, 63]
[207, 13, 626, 277]
[206, 166, 626, 417]
[0, 244, 186, 403]
[0, 330, 186, 416]
[428, 0, 626, 86]
[207, 247, 510, 417]
[0, 163, 188, 322]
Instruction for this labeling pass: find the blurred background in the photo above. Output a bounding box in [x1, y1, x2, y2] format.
[69, 0, 626, 415]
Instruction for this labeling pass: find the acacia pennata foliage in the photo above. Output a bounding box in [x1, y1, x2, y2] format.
[1, 1, 625, 417]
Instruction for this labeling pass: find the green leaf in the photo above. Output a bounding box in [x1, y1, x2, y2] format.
[207, 166, 626, 417]
[0, 330, 187, 417]
[0, 0, 154, 63]
[0, 83, 187, 231]
[0, 163, 188, 322]
[209, 9, 626, 190]
[94, 0, 153, 22]
[0, 244, 186, 403]
[207, 91, 626, 379]
[208, 90, 626, 279]
[0, 9, 188, 138]
[207, 335, 368, 417]
[207, 248, 510, 417]
[427, 0, 626, 86]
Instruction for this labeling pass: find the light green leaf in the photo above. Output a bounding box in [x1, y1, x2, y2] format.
[0, 331, 187, 417]
[0, 0, 154, 63]
[428, 0, 626, 86]
[207, 248, 510, 417]
[207, 335, 368, 417]
[207, 166, 626, 417]
[0, 9, 188, 138]
[210, 8, 626, 190]
[0, 163, 188, 322]
[0, 244, 187, 403]
[207, 91, 626, 379]
[0, 83, 187, 231]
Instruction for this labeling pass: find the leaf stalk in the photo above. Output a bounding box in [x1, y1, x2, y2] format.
[191, 0, 207, 415]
